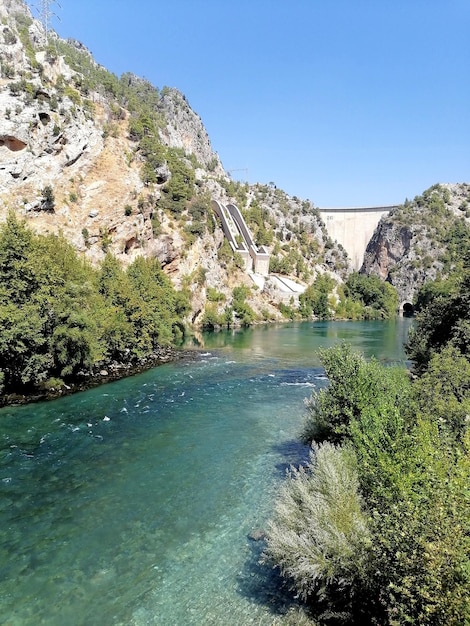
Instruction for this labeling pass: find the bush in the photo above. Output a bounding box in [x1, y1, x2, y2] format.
[41, 185, 55, 211]
[232, 286, 256, 325]
[302, 343, 412, 444]
[406, 267, 470, 373]
[344, 272, 398, 318]
[265, 443, 371, 621]
[268, 344, 470, 625]
[201, 304, 222, 330]
[206, 287, 225, 302]
[0, 214, 187, 393]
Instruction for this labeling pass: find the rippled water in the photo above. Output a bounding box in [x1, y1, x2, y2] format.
[0, 319, 412, 625]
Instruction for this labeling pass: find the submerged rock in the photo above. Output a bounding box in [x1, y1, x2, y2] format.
[248, 528, 267, 542]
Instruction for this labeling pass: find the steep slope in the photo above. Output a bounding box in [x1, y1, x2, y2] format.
[361, 183, 470, 305]
[0, 0, 350, 325]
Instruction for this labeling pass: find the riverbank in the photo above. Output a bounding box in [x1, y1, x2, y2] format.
[0, 346, 201, 408]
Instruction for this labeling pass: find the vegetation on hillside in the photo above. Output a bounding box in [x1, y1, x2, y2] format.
[264, 269, 470, 624]
[364, 184, 470, 294]
[0, 213, 189, 396]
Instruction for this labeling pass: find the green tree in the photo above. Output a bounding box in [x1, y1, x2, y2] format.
[0, 211, 38, 304]
[232, 286, 256, 326]
[299, 274, 335, 319]
[406, 265, 470, 373]
[344, 272, 398, 319]
[301, 343, 412, 444]
[0, 216, 187, 393]
[413, 345, 470, 443]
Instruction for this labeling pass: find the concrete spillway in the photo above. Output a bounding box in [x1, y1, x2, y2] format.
[212, 199, 270, 276]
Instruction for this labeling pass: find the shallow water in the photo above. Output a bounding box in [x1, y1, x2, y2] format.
[0, 319, 412, 625]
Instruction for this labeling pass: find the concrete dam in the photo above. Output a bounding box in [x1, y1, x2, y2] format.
[318, 205, 399, 270]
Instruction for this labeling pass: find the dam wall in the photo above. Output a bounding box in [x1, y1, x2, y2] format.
[318, 205, 398, 270]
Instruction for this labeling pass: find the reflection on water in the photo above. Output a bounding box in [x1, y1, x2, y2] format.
[0, 320, 412, 625]
[189, 318, 413, 366]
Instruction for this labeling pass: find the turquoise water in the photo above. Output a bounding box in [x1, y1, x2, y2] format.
[0, 319, 412, 625]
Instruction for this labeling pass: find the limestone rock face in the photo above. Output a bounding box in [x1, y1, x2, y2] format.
[0, 0, 29, 20]
[0, 90, 103, 191]
[362, 183, 470, 304]
[159, 88, 224, 176]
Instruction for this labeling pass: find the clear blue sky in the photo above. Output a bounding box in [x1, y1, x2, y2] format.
[30, 0, 470, 207]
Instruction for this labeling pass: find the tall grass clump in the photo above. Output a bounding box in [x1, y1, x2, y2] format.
[264, 442, 372, 622]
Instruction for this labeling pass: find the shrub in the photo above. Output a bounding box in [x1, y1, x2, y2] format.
[269, 344, 470, 625]
[82, 228, 90, 248]
[41, 185, 55, 211]
[264, 443, 371, 620]
[201, 304, 222, 330]
[344, 272, 398, 318]
[206, 287, 225, 302]
[302, 343, 412, 444]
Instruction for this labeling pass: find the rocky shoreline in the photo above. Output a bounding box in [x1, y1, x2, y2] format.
[0, 346, 201, 408]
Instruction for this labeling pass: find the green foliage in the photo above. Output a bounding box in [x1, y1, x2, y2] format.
[269, 252, 294, 275]
[269, 342, 470, 625]
[1, 60, 15, 78]
[184, 192, 211, 241]
[13, 12, 40, 71]
[41, 185, 55, 211]
[100, 228, 112, 252]
[201, 303, 223, 330]
[206, 287, 225, 303]
[81, 227, 90, 248]
[159, 148, 195, 215]
[406, 265, 470, 373]
[63, 85, 81, 106]
[222, 306, 233, 328]
[351, 402, 470, 625]
[299, 274, 335, 319]
[0, 216, 186, 393]
[389, 184, 470, 275]
[343, 272, 398, 319]
[302, 343, 412, 444]
[278, 302, 297, 320]
[413, 345, 470, 443]
[52, 41, 177, 190]
[265, 443, 371, 620]
[232, 285, 256, 326]
[243, 201, 274, 246]
[9, 78, 35, 98]
[217, 238, 245, 271]
[217, 238, 233, 265]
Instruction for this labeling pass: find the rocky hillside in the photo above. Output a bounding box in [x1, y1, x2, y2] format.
[0, 0, 349, 325]
[361, 183, 470, 306]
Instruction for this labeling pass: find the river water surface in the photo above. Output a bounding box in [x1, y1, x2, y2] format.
[0, 319, 412, 625]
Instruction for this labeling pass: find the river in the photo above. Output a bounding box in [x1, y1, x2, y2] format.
[0, 319, 412, 625]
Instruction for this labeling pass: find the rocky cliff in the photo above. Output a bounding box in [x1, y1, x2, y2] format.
[361, 183, 470, 306]
[0, 0, 349, 325]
